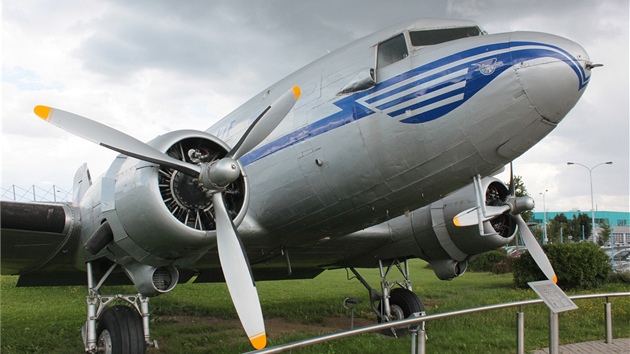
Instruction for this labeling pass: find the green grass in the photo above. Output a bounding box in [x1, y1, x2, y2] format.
[1, 260, 628, 353]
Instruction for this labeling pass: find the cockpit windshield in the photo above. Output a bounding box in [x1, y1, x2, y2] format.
[409, 26, 482, 47]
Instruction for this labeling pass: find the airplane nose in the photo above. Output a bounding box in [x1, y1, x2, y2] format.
[511, 33, 592, 124]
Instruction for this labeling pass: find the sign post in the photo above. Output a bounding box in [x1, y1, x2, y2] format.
[528, 280, 578, 354]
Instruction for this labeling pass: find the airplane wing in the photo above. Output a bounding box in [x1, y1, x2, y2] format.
[0, 200, 85, 285]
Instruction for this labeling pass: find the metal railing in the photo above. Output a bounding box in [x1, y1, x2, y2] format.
[248, 292, 629, 354]
[1, 184, 72, 203]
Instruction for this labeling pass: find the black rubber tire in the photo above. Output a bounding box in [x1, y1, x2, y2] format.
[377, 288, 425, 337]
[389, 288, 425, 319]
[97, 305, 146, 354]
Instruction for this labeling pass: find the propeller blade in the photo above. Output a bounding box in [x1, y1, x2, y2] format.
[227, 86, 301, 160]
[34, 106, 200, 176]
[515, 215, 558, 283]
[453, 205, 510, 227]
[212, 192, 266, 349]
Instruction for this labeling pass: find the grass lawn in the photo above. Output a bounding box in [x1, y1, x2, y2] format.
[2, 260, 628, 353]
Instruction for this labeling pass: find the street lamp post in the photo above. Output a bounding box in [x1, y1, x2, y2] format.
[540, 190, 548, 244]
[566, 161, 613, 243]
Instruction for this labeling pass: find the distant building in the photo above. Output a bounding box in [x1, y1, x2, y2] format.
[532, 211, 630, 246]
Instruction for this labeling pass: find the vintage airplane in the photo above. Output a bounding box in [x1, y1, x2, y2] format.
[1, 17, 595, 352]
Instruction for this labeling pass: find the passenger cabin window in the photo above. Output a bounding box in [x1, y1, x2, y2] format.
[409, 26, 481, 47]
[377, 34, 408, 70]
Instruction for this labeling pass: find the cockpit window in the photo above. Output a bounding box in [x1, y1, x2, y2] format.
[409, 26, 481, 47]
[377, 33, 408, 70]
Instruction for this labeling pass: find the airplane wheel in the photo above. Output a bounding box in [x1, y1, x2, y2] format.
[389, 288, 425, 321]
[379, 288, 425, 336]
[97, 305, 146, 354]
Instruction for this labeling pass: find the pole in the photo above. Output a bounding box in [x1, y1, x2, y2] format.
[540, 190, 548, 244]
[605, 298, 612, 344]
[410, 330, 416, 353]
[418, 322, 426, 354]
[589, 169, 596, 243]
[567, 161, 613, 244]
[517, 306, 525, 354]
[611, 241, 615, 271]
[549, 311, 559, 354]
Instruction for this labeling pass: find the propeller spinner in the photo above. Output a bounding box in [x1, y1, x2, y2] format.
[34, 85, 301, 349]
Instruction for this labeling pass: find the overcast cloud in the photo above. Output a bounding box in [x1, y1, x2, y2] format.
[2, 0, 628, 213]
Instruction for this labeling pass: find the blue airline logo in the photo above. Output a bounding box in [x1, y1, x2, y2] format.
[241, 41, 589, 165]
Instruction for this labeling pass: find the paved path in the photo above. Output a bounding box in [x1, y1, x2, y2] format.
[532, 338, 629, 353]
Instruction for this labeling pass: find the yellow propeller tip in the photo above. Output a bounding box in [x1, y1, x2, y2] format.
[292, 86, 301, 99]
[552, 275, 558, 284]
[250, 333, 267, 350]
[453, 217, 461, 227]
[34, 105, 52, 121]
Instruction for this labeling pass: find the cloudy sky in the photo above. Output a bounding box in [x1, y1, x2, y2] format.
[2, 0, 628, 213]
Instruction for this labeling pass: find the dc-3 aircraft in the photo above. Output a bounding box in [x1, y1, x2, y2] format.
[1, 18, 596, 352]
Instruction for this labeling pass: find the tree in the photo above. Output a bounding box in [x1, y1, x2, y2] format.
[532, 226, 544, 243]
[598, 220, 611, 246]
[566, 213, 592, 242]
[547, 213, 569, 244]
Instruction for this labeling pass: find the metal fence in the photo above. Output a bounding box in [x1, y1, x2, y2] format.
[1, 185, 72, 203]
[248, 292, 630, 354]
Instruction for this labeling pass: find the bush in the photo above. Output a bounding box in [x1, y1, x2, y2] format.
[492, 261, 512, 274]
[512, 242, 611, 290]
[609, 270, 630, 284]
[468, 250, 508, 272]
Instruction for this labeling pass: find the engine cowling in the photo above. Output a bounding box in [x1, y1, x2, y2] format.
[98, 130, 249, 267]
[409, 177, 517, 279]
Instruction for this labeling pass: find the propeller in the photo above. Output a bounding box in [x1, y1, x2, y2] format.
[452, 169, 558, 284]
[34, 85, 301, 349]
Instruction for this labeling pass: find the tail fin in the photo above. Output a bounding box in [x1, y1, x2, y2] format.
[72, 163, 92, 206]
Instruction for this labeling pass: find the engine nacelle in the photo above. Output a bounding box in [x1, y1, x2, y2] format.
[96, 130, 249, 268]
[408, 177, 517, 279]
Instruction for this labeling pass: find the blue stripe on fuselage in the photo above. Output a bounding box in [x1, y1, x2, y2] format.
[240, 41, 587, 166]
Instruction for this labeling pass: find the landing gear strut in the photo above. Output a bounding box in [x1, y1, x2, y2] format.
[349, 258, 425, 336]
[83, 262, 157, 354]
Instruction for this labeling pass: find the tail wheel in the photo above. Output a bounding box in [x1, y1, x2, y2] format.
[97, 305, 146, 354]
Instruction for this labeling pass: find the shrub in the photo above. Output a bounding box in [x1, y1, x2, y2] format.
[492, 261, 512, 274]
[512, 242, 611, 290]
[468, 250, 508, 272]
[609, 270, 630, 284]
